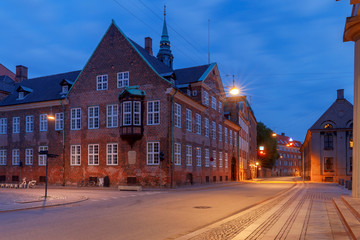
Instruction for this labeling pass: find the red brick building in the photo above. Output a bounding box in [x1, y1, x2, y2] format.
[0, 19, 250, 187]
[274, 133, 302, 176]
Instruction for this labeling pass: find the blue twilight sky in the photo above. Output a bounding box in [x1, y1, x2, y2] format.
[0, 0, 355, 142]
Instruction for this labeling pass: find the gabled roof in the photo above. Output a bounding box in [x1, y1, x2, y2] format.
[0, 75, 15, 93]
[309, 98, 353, 130]
[130, 39, 173, 75]
[16, 85, 33, 93]
[174, 64, 211, 85]
[0, 70, 80, 106]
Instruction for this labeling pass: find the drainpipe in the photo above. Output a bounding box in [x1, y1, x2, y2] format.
[60, 99, 65, 186]
[170, 88, 178, 188]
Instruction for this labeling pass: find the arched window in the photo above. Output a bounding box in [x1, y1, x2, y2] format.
[324, 123, 333, 129]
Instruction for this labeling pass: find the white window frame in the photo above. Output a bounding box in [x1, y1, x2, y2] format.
[70, 145, 81, 166]
[55, 113, 64, 131]
[211, 96, 217, 110]
[218, 101, 222, 113]
[212, 150, 217, 168]
[117, 71, 129, 88]
[225, 152, 228, 168]
[174, 103, 181, 128]
[71, 108, 81, 130]
[122, 101, 132, 126]
[195, 114, 201, 135]
[147, 100, 160, 125]
[88, 106, 99, 129]
[205, 118, 209, 137]
[212, 121, 216, 140]
[219, 151, 223, 168]
[219, 124, 222, 142]
[230, 130, 233, 145]
[25, 148, 33, 165]
[26, 115, 34, 133]
[186, 145, 192, 166]
[107, 104, 118, 128]
[133, 101, 141, 126]
[107, 143, 118, 165]
[61, 85, 69, 94]
[18, 91, 24, 100]
[39, 114, 48, 132]
[203, 91, 209, 106]
[0, 118, 7, 134]
[96, 74, 108, 90]
[174, 143, 181, 166]
[13, 117, 20, 134]
[147, 142, 160, 165]
[205, 148, 210, 167]
[196, 147, 201, 167]
[0, 150, 6, 165]
[88, 144, 99, 165]
[186, 109, 192, 132]
[12, 149, 20, 166]
[38, 146, 48, 166]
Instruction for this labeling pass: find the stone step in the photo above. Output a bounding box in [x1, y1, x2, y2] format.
[118, 185, 142, 191]
[332, 197, 360, 239]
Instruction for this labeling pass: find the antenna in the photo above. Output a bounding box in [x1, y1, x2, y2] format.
[208, 19, 210, 64]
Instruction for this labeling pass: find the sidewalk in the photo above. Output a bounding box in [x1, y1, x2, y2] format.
[0, 188, 88, 213]
[0, 181, 245, 213]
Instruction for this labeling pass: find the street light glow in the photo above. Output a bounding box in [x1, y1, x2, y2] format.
[47, 115, 55, 120]
[230, 86, 240, 95]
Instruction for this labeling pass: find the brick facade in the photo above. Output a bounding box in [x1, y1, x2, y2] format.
[0, 21, 251, 187]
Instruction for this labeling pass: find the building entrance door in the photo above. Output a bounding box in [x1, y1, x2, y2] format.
[231, 157, 237, 181]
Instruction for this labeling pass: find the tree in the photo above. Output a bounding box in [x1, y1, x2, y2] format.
[257, 122, 279, 169]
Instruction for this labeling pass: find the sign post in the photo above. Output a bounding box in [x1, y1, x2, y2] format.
[39, 151, 59, 200]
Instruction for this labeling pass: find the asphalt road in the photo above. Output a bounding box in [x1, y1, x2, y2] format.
[0, 178, 295, 240]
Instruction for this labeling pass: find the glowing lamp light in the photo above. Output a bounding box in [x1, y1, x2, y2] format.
[272, 133, 277, 137]
[47, 115, 55, 120]
[289, 138, 293, 142]
[229, 86, 240, 95]
[256, 162, 259, 166]
[259, 146, 264, 151]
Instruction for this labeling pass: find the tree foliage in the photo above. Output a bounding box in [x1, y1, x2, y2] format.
[257, 122, 279, 169]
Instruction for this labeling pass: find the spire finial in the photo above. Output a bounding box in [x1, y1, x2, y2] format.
[164, 5, 166, 21]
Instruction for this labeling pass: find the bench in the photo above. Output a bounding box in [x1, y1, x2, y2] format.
[118, 185, 142, 191]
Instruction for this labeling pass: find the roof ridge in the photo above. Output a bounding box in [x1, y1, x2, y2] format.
[29, 70, 81, 80]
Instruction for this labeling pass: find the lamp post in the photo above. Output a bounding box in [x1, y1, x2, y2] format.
[48, 108, 65, 186]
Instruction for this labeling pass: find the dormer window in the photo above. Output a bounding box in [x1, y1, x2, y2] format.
[16, 85, 32, 100]
[187, 89, 191, 96]
[59, 79, 74, 95]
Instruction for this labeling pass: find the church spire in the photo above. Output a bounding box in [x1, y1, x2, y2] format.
[157, 5, 174, 69]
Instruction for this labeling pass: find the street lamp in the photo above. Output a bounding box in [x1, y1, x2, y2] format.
[229, 75, 240, 95]
[48, 108, 65, 186]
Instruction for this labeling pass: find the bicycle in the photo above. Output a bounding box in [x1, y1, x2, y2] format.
[28, 180, 36, 188]
[77, 179, 96, 187]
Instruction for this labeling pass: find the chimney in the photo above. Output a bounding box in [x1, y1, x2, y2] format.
[337, 89, 344, 100]
[281, 133, 285, 136]
[145, 37, 153, 55]
[15, 65, 28, 83]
